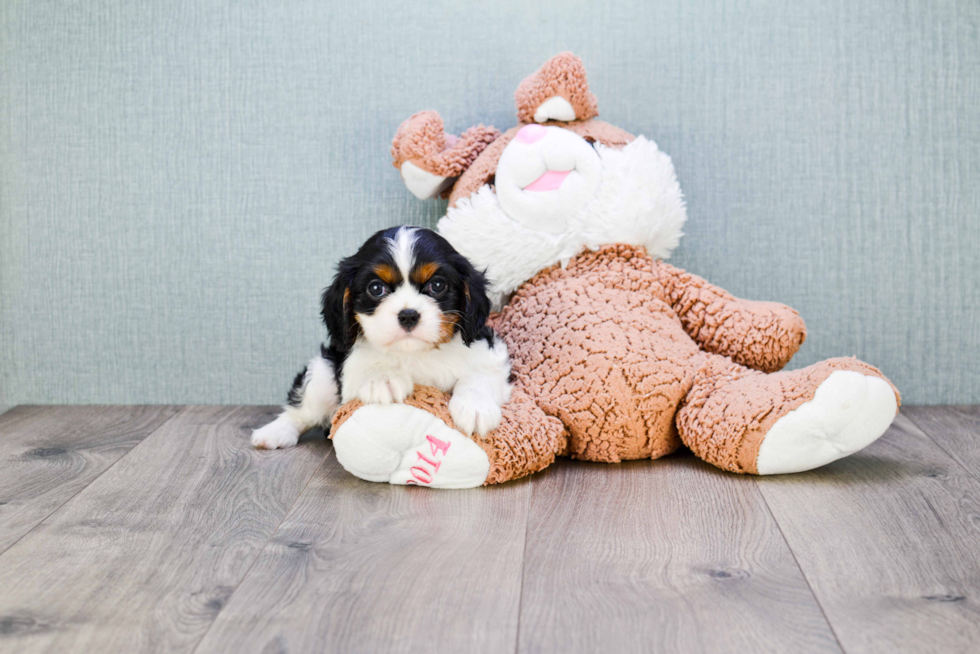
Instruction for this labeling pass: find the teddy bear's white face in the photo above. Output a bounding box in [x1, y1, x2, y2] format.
[438, 127, 686, 308]
[494, 125, 602, 234]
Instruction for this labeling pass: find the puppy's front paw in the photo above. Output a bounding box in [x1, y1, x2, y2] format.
[356, 373, 413, 405]
[252, 417, 300, 449]
[449, 391, 502, 436]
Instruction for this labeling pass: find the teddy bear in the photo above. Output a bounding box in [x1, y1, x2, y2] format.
[327, 52, 900, 489]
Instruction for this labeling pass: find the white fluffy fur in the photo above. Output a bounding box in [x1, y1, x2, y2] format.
[252, 355, 340, 449]
[388, 226, 417, 278]
[253, 226, 512, 448]
[343, 332, 512, 436]
[357, 280, 445, 353]
[438, 135, 687, 309]
[356, 229, 444, 353]
[350, 226, 512, 434]
[254, 331, 511, 448]
[495, 126, 602, 234]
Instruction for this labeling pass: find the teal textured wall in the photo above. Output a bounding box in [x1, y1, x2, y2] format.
[1, 0, 978, 406]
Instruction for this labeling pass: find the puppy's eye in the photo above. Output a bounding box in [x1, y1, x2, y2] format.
[425, 278, 447, 297]
[367, 281, 388, 298]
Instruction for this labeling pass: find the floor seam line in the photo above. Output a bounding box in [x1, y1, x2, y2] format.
[189, 441, 335, 654]
[902, 409, 980, 485]
[0, 405, 187, 559]
[513, 477, 533, 654]
[753, 478, 848, 654]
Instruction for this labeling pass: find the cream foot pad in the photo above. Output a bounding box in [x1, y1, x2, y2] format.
[332, 403, 490, 489]
[756, 371, 898, 475]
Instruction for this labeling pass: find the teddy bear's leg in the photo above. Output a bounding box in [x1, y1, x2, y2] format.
[676, 354, 900, 475]
[330, 385, 566, 488]
[653, 261, 809, 373]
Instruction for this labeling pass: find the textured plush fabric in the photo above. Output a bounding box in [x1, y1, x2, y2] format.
[676, 355, 898, 474]
[496, 245, 704, 465]
[332, 384, 566, 485]
[346, 54, 898, 484]
[391, 111, 500, 179]
[515, 52, 599, 124]
[496, 244, 897, 473]
[2, 0, 979, 406]
[654, 264, 807, 373]
[447, 120, 635, 208]
[334, 244, 899, 482]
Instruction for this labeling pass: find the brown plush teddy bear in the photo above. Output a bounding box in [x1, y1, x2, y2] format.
[328, 52, 900, 488]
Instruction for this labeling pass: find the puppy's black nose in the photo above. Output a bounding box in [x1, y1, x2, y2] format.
[398, 309, 420, 331]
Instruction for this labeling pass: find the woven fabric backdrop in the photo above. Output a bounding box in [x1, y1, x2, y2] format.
[2, 0, 978, 410]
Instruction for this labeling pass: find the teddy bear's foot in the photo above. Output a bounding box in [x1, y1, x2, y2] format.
[331, 385, 568, 487]
[755, 370, 897, 474]
[677, 355, 900, 475]
[331, 403, 490, 489]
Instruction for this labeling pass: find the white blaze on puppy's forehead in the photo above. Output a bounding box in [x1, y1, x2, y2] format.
[385, 227, 419, 278]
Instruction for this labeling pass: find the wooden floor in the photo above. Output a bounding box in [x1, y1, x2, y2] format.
[0, 406, 978, 653]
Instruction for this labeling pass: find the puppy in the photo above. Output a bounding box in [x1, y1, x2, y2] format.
[252, 226, 512, 449]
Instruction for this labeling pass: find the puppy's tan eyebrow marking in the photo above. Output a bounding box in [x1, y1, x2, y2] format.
[373, 264, 401, 285]
[411, 262, 440, 285]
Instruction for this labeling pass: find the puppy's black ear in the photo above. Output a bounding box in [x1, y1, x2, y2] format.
[454, 255, 491, 345]
[321, 257, 359, 353]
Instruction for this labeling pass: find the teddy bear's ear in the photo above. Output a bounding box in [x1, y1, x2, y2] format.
[515, 52, 599, 124]
[391, 111, 500, 200]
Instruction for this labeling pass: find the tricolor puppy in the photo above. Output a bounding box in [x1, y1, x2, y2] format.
[252, 226, 512, 449]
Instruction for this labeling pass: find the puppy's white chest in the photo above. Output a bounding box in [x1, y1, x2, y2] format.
[398, 347, 463, 392]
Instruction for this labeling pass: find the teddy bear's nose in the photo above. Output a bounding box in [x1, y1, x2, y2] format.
[516, 124, 547, 144]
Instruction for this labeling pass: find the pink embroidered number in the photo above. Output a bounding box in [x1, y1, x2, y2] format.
[405, 435, 452, 485]
[427, 434, 450, 456]
[415, 450, 441, 473]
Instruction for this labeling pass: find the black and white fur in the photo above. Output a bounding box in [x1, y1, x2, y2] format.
[252, 226, 512, 449]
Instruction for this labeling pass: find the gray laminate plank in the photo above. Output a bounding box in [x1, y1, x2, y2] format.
[516, 456, 840, 654]
[0, 405, 180, 553]
[903, 405, 980, 481]
[194, 452, 530, 654]
[0, 405, 330, 653]
[756, 413, 980, 654]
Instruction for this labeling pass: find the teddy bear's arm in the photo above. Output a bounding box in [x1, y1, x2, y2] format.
[652, 261, 807, 373]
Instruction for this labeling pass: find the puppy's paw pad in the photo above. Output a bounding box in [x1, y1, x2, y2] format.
[449, 393, 502, 436]
[757, 371, 898, 475]
[332, 404, 490, 488]
[252, 418, 300, 449]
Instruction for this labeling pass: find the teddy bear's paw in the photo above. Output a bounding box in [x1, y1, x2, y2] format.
[332, 403, 490, 489]
[252, 416, 300, 450]
[756, 371, 898, 475]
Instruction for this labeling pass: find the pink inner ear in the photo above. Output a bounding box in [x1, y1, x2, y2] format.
[524, 170, 571, 192]
[515, 124, 547, 144]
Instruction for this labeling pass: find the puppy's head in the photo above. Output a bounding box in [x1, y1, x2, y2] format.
[321, 226, 490, 354]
